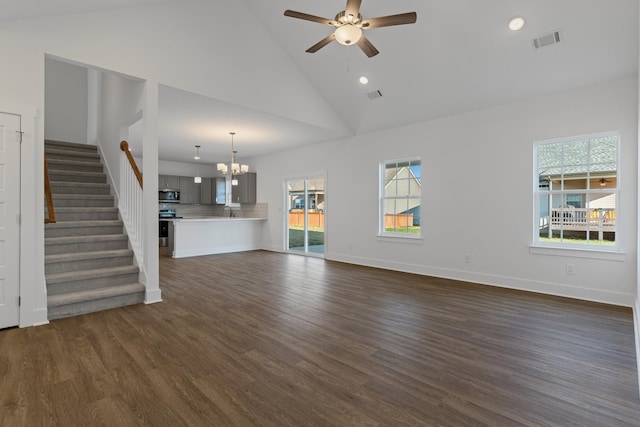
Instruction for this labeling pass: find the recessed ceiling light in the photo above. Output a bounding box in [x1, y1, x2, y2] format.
[508, 17, 525, 31]
[359, 76, 369, 85]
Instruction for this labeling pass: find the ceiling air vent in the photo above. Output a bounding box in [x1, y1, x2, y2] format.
[367, 89, 383, 100]
[533, 30, 561, 50]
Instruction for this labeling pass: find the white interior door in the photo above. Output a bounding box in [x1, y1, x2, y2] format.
[0, 113, 21, 328]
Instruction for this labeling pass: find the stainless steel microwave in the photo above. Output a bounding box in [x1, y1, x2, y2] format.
[159, 189, 180, 203]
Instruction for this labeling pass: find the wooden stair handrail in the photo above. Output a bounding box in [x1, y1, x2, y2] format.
[44, 154, 56, 224]
[120, 141, 143, 189]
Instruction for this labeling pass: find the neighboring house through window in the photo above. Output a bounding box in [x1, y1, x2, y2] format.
[380, 158, 421, 237]
[534, 131, 619, 248]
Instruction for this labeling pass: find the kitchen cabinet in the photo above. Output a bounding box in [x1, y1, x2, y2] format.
[231, 172, 256, 204]
[179, 176, 201, 204]
[200, 178, 213, 204]
[199, 177, 226, 205]
[159, 174, 180, 190]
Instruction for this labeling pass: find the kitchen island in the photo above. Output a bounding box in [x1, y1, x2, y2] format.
[169, 217, 266, 258]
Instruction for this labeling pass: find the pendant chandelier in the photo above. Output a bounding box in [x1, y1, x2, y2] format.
[217, 132, 248, 176]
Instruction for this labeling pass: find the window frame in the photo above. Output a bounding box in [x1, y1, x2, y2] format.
[532, 131, 620, 251]
[379, 157, 422, 240]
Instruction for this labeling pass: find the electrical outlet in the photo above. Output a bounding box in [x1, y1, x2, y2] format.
[565, 264, 575, 275]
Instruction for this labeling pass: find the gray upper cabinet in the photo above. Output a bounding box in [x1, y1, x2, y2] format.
[200, 177, 213, 205]
[179, 176, 201, 204]
[231, 172, 256, 204]
[159, 174, 180, 190]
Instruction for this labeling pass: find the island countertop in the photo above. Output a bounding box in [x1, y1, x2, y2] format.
[169, 216, 266, 258]
[172, 217, 266, 222]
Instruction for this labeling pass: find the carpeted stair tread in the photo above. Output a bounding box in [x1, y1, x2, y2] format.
[48, 170, 106, 182]
[45, 140, 98, 152]
[45, 233, 126, 244]
[50, 181, 110, 189]
[45, 219, 123, 228]
[45, 147, 100, 160]
[47, 158, 104, 168]
[45, 248, 133, 264]
[51, 193, 113, 199]
[46, 265, 139, 284]
[48, 194, 115, 208]
[47, 283, 144, 308]
[51, 206, 118, 213]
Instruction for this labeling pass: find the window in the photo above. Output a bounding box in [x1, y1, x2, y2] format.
[534, 132, 619, 248]
[380, 159, 421, 236]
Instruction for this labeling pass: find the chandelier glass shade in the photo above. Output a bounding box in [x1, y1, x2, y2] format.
[217, 132, 249, 176]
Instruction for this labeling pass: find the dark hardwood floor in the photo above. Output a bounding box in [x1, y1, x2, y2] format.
[1, 249, 639, 426]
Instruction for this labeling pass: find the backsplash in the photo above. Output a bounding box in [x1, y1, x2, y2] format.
[158, 202, 267, 219]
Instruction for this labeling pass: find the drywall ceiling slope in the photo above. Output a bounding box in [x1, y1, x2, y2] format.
[3, 0, 353, 162]
[0, 0, 192, 22]
[157, 85, 349, 163]
[242, 0, 639, 135]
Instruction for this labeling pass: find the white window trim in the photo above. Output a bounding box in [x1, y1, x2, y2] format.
[379, 157, 422, 239]
[532, 131, 620, 253]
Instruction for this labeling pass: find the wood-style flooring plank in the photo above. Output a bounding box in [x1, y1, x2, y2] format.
[1, 249, 638, 426]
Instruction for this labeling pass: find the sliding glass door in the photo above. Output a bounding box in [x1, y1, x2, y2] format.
[286, 176, 325, 256]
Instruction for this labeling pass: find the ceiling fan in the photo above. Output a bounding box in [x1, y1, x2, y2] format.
[284, 0, 417, 58]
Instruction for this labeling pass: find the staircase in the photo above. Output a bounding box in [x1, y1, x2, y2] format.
[45, 140, 145, 320]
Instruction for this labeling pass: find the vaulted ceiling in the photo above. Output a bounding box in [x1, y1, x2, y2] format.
[6, 0, 639, 163]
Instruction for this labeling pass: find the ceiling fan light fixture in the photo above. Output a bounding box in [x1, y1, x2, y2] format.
[334, 24, 362, 45]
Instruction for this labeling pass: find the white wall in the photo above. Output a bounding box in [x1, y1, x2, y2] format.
[44, 58, 88, 143]
[255, 77, 639, 306]
[159, 160, 220, 178]
[99, 71, 145, 197]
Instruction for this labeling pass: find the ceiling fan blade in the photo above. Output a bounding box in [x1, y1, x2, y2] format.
[361, 12, 417, 29]
[306, 33, 336, 53]
[345, 0, 362, 17]
[356, 35, 379, 58]
[284, 10, 334, 25]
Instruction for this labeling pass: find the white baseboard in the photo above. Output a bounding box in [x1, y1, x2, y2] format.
[634, 300, 640, 398]
[327, 252, 634, 307]
[173, 244, 263, 258]
[26, 308, 50, 327]
[261, 243, 283, 252]
[145, 289, 162, 304]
